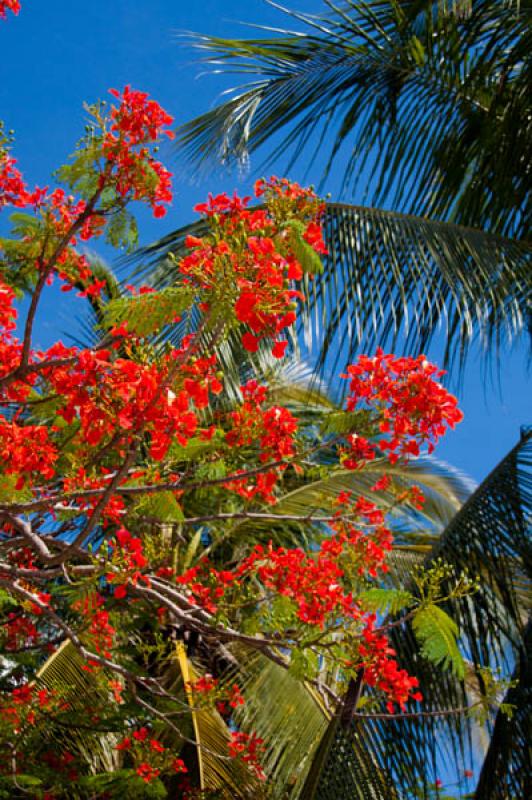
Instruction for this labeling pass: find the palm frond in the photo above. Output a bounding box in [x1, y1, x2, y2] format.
[272, 455, 474, 532]
[176, 0, 531, 237]
[36, 641, 121, 775]
[430, 425, 532, 664]
[175, 642, 265, 798]
[473, 622, 531, 800]
[227, 647, 330, 799]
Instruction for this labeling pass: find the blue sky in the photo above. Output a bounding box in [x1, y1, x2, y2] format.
[0, 0, 529, 482]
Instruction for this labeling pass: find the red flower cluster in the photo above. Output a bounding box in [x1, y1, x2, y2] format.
[186, 674, 245, 715]
[175, 561, 229, 614]
[0, 0, 20, 20]
[62, 468, 127, 528]
[324, 493, 393, 579]
[0, 281, 28, 402]
[1, 85, 174, 307]
[0, 154, 41, 208]
[179, 348, 223, 410]
[0, 280, 17, 331]
[225, 380, 298, 502]
[42, 751, 79, 783]
[175, 497, 390, 627]
[343, 349, 463, 465]
[103, 86, 174, 217]
[107, 527, 149, 598]
[0, 417, 57, 486]
[73, 593, 116, 660]
[181, 177, 325, 356]
[358, 617, 423, 713]
[3, 612, 39, 651]
[228, 731, 266, 781]
[0, 683, 53, 732]
[47, 346, 200, 457]
[116, 727, 187, 783]
[239, 542, 359, 627]
[45, 188, 106, 244]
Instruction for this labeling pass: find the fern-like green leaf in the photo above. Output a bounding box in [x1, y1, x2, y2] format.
[412, 604, 465, 679]
[131, 491, 184, 523]
[285, 219, 324, 275]
[359, 588, 413, 615]
[169, 431, 224, 462]
[102, 286, 194, 336]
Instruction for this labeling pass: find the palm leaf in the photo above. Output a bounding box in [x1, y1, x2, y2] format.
[226, 647, 330, 799]
[36, 641, 121, 776]
[176, 0, 531, 238]
[473, 622, 531, 800]
[175, 642, 265, 798]
[270, 455, 474, 534]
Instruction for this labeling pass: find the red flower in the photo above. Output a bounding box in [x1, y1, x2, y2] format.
[242, 332, 260, 353]
[0, 1, 20, 20]
[136, 762, 160, 783]
[271, 339, 288, 359]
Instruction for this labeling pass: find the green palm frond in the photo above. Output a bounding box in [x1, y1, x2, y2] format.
[175, 642, 265, 798]
[473, 622, 531, 800]
[207, 455, 474, 561]
[126, 203, 531, 374]
[36, 641, 121, 775]
[272, 455, 474, 532]
[227, 648, 330, 799]
[66, 254, 123, 349]
[308, 204, 530, 374]
[177, 0, 531, 238]
[429, 426, 531, 664]
[301, 721, 399, 800]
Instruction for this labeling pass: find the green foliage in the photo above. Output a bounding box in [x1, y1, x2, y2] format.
[0, 587, 18, 613]
[319, 410, 373, 436]
[289, 648, 320, 681]
[228, 648, 329, 799]
[412, 604, 465, 679]
[176, 644, 265, 798]
[194, 459, 228, 482]
[177, 1, 530, 239]
[0, 473, 33, 504]
[358, 588, 413, 615]
[285, 219, 324, 275]
[169, 431, 225, 462]
[102, 286, 195, 336]
[129, 202, 531, 379]
[104, 207, 139, 251]
[77, 770, 168, 799]
[131, 491, 184, 523]
[0, 774, 43, 799]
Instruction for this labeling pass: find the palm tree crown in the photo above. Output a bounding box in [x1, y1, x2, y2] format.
[178, 0, 531, 239]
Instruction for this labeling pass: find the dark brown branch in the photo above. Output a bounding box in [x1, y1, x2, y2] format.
[340, 669, 365, 728]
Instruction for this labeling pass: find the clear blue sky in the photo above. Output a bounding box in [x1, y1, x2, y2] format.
[1, 0, 529, 483]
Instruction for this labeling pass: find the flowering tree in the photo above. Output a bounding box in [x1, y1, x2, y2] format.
[0, 9, 487, 800]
